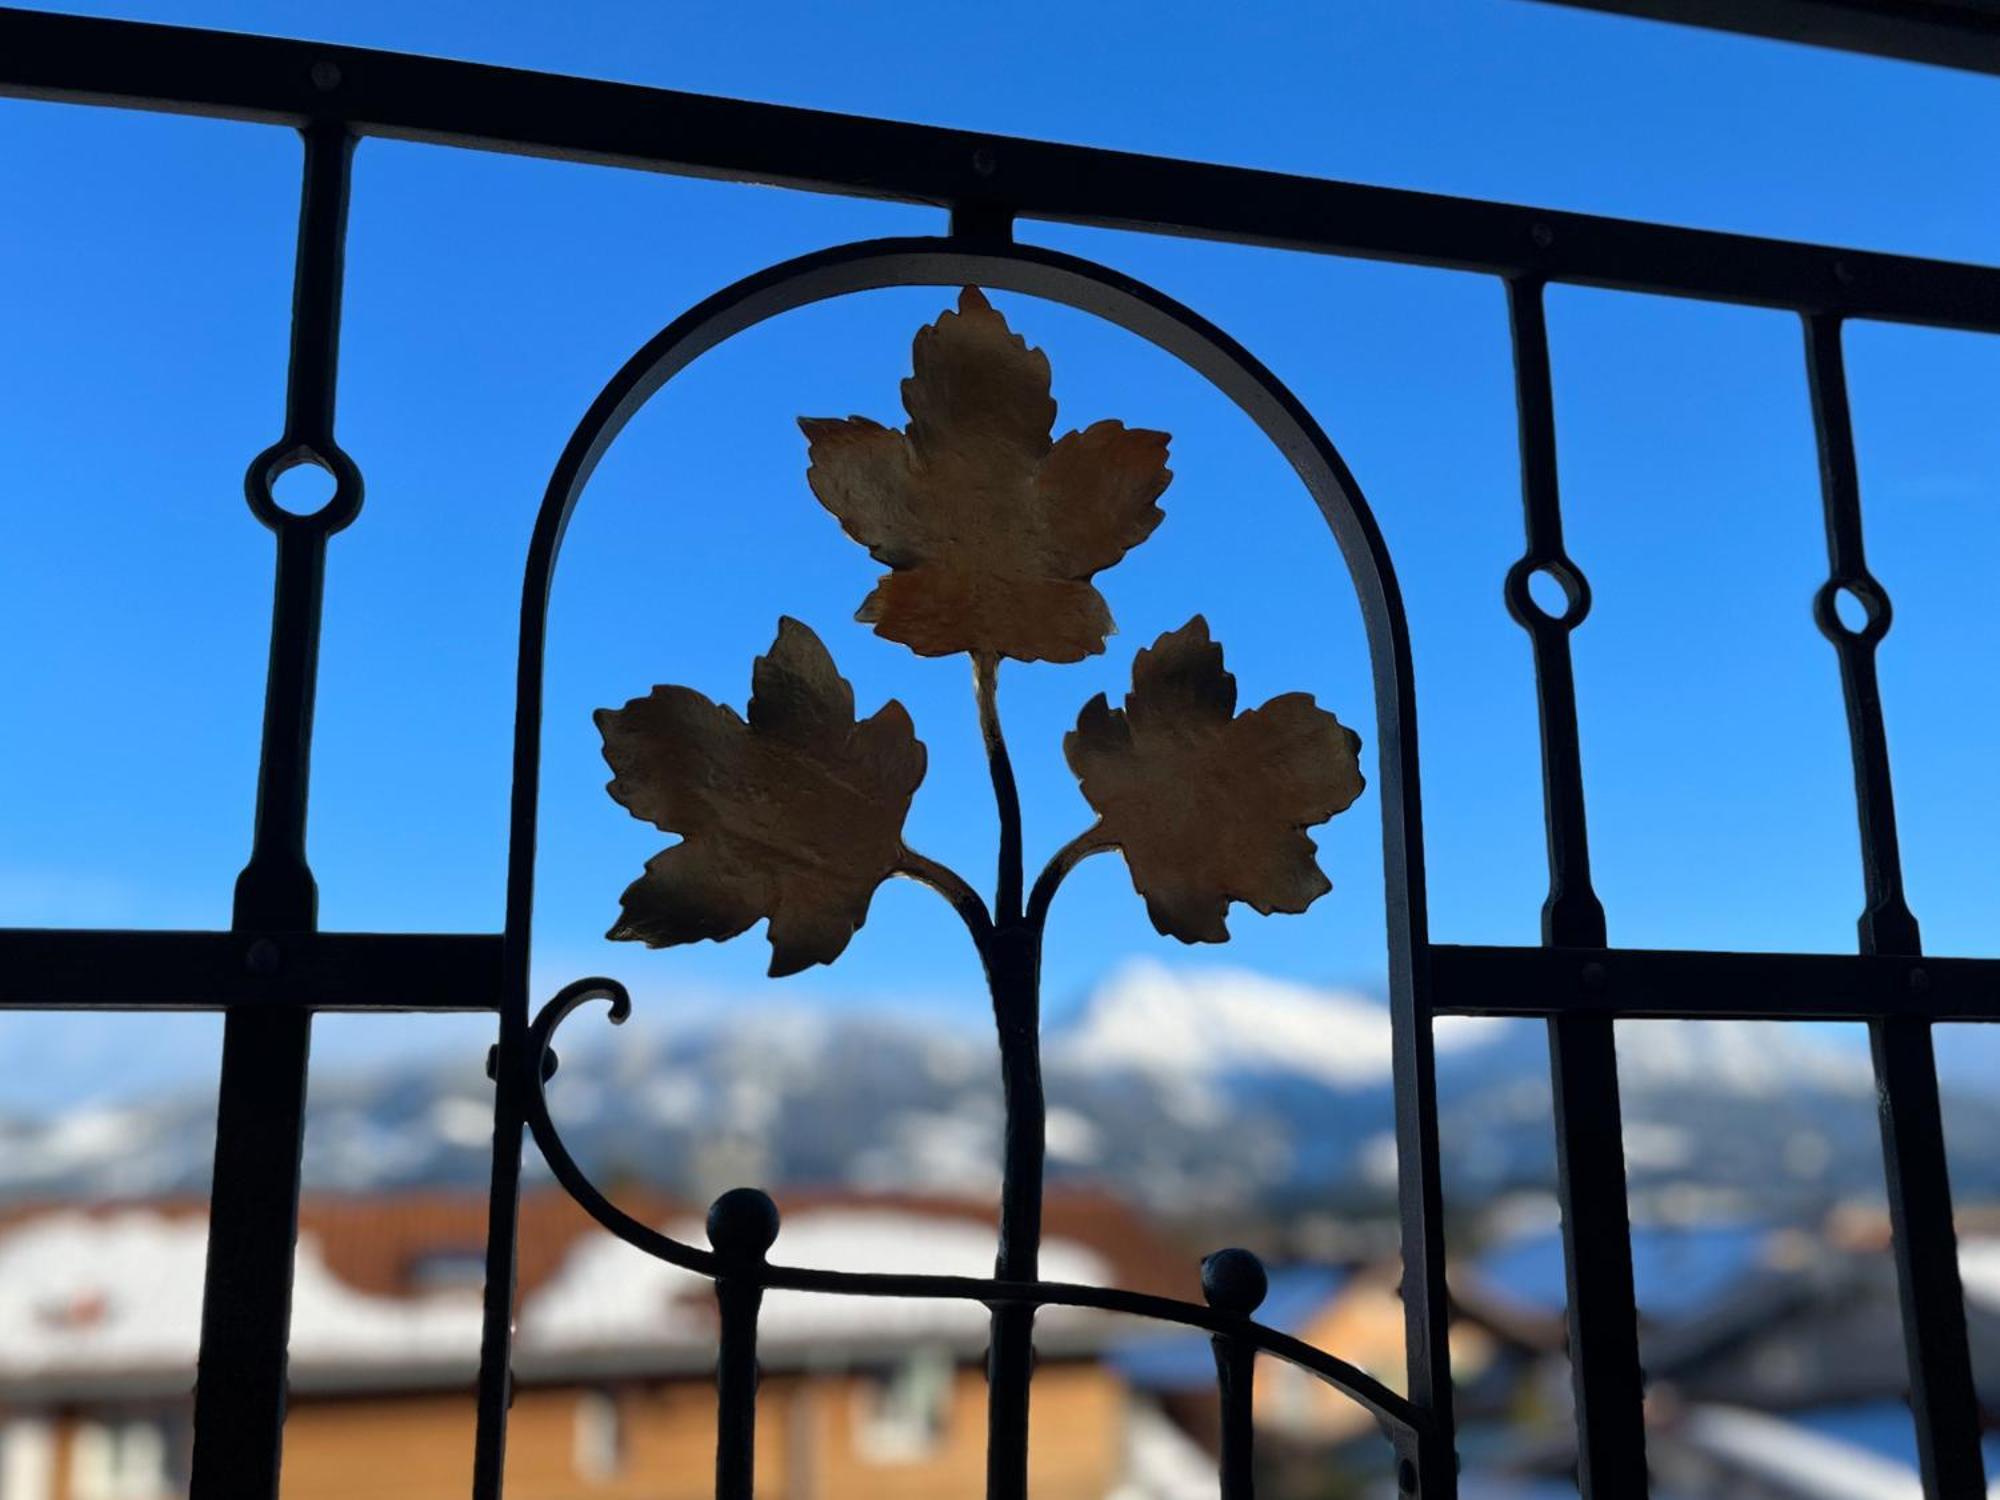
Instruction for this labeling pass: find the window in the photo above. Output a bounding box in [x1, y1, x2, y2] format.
[853, 1349, 954, 1464]
[68, 1417, 174, 1500]
[572, 1389, 624, 1482]
[1, 1419, 55, 1500]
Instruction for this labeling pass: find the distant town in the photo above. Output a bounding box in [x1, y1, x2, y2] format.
[1, 964, 1994, 1498]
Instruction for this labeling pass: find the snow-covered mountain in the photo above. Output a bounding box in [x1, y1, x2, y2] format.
[1056, 962, 1469, 1086]
[3, 960, 1994, 1218]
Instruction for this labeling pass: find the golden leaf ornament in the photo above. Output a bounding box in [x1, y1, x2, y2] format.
[596, 617, 926, 977]
[1064, 617, 1364, 943]
[799, 288, 1172, 663]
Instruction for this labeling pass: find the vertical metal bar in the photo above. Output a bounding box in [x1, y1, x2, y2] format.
[1202, 1250, 1267, 1500]
[707, 1190, 779, 1500]
[1504, 278, 1649, 1498]
[714, 1276, 764, 1500]
[1801, 315, 1919, 954]
[1386, 944, 1456, 1499]
[1371, 495, 1457, 1494]
[191, 118, 360, 1500]
[950, 231, 1041, 1500]
[472, 1029, 523, 1500]
[472, 258, 586, 1494]
[985, 924, 1041, 1500]
[1212, 1341, 1256, 1500]
[474, 1005, 531, 1500]
[986, 1304, 1036, 1500]
[1802, 313, 1985, 1499]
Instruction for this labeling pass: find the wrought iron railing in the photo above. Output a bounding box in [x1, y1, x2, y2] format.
[2, 8, 1996, 1499]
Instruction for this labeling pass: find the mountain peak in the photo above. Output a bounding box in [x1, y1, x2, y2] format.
[1052, 959, 1498, 1088]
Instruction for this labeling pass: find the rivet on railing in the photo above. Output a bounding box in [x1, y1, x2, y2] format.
[243, 938, 282, 977]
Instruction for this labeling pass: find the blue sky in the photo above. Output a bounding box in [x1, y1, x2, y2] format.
[4, 0, 2000, 1111]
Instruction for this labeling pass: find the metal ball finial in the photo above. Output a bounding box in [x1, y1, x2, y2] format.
[706, 1187, 781, 1261]
[1200, 1247, 1268, 1316]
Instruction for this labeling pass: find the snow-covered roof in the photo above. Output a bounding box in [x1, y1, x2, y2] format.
[0, 1202, 1113, 1394]
[1471, 1223, 1771, 1322]
[1106, 1403, 1218, 1500]
[1958, 1235, 2000, 1314]
[525, 1207, 1109, 1355]
[0, 1210, 485, 1387]
[1677, 1403, 2000, 1500]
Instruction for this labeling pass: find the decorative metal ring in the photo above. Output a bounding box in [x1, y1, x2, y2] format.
[1813, 574, 1892, 646]
[244, 435, 365, 534]
[1503, 554, 1592, 631]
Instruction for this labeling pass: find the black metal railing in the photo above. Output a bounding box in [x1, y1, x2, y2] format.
[3, 8, 1996, 1500]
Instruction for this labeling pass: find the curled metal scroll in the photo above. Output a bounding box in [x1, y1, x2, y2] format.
[521, 976, 1419, 1433]
[488, 235, 1450, 1477]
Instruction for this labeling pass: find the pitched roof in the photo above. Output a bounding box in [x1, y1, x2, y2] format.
[0, 1185, 1192, 1397]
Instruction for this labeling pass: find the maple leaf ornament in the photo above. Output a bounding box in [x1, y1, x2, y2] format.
[1065, 617, 1365, 943]
[799, 287, 1172, 664]
[595, 618, 926, 977]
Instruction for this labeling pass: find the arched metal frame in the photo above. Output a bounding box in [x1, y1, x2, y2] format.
[484, 234, 1452, 1493]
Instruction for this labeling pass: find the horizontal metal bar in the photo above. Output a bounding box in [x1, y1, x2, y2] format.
[7, 9, 2000, 333]
[1538, 0, 2000, 78]
[0, 928, 502, 1010]
[1432, 943, 2000, 1021]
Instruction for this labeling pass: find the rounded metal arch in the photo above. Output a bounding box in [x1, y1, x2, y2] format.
[489, 233, 1449, 1460]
